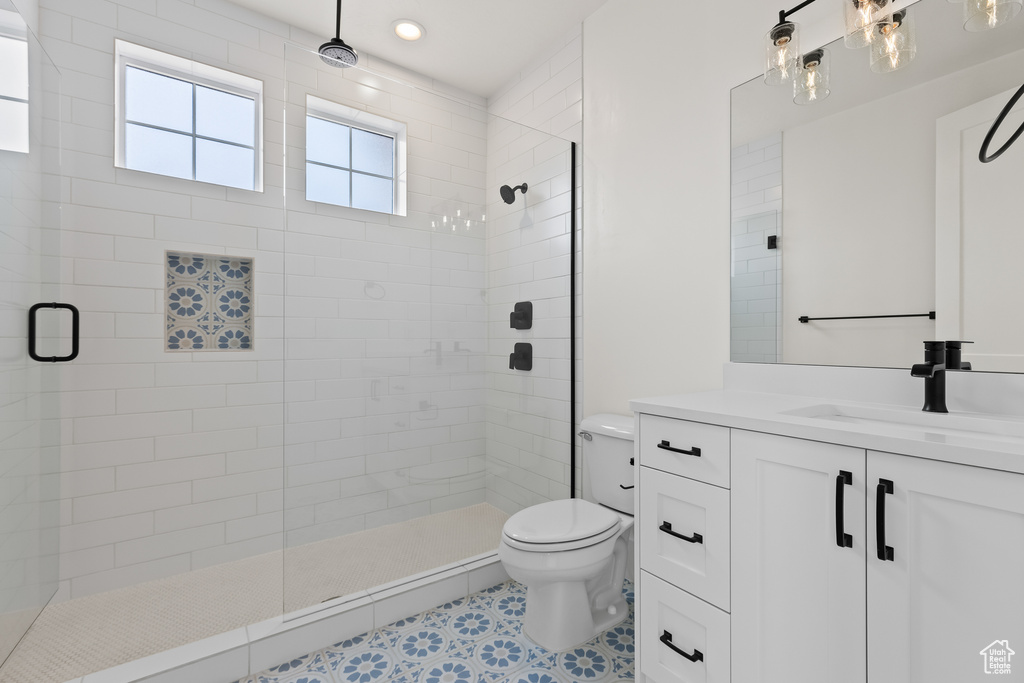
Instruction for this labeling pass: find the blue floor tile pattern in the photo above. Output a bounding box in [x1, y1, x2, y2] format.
[235, 580, 634, 683]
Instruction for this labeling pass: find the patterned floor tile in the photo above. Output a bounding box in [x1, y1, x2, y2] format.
[324, 631, 406, 683]
[236, 579, 635, 683]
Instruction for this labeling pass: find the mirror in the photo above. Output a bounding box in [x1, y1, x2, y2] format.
[730, 0, 1024, 371]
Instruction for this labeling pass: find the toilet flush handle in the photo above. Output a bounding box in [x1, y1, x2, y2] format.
[578, 431, 592, 441]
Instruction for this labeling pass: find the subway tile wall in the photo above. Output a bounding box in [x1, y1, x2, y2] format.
[0, 7, 61, 660]
[730, 133, 782, 364]
[38, 0, 584, 600]
[485, 26, 583, 511]
[279, 44, 491, 570]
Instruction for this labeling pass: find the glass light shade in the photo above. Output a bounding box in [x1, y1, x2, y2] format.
[794, 49, 831, 105]
[869, 9, 916, 73]
[844, 0, 890, 48]
[765, 22, 799, 85]
[963, 0, 1022, 30]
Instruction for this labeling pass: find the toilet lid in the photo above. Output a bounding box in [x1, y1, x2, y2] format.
[503, 499, 620, 545]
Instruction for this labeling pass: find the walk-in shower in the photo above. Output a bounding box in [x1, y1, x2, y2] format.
[0, 6, 580, 678]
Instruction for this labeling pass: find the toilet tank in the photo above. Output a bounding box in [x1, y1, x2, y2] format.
[581, 414, 635, 515]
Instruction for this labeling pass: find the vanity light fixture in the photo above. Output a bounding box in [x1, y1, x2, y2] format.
[844, 0, 891, 48]
[765, 19, 800, 85]
[393, 19, 425, 41]
[869, 9, 916, 73]
[963, 0, 1022, 31]
[794, 48, 830, 104]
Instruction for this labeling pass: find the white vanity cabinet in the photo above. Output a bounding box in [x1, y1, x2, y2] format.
[866, 450, 1024, 682]
[731, 430, 1024, 683]
[635, 414, 731, 683]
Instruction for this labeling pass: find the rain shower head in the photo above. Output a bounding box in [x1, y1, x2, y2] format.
[500, 183, 528, 204]
[319, 0, 358, 67]
[319, 37, 358, 67]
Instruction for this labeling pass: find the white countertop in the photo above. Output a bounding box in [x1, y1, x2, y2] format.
[630, 390, 1024, 475]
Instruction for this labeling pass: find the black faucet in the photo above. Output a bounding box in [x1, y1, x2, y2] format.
[911, 341, 948, 413]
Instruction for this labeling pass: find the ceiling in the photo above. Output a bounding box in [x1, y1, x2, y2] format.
[224, 0, 609, 98]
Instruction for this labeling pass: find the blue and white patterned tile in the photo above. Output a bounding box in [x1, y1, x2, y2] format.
[167, 252, 209, 280]
[437, 607, 501, 646]
[406, 654, 481, 683]
[166, 250, 253, 352]
[487, 591, 527, 622]
[463, 633, 535, 680]
[215, 256, 253, 282]
[324, 630, 404, 683]
[215, 326, 253, 350]
[236, 579, 634, 683]
[554, 644, 617, 681]
[280, 670, 334, 683]
[389, 620, 464, 670]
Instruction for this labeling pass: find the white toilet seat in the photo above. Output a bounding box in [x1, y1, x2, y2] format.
[502, 499, 621, 552]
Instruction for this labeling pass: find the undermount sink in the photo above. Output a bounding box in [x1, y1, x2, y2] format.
[782, 403, 1024, 444]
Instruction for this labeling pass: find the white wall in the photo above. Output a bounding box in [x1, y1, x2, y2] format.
[485, 26, 583, 509]
[581, 0, 770, 413]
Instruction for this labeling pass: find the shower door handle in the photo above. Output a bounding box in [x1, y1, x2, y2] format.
[28, 302, 79, 363]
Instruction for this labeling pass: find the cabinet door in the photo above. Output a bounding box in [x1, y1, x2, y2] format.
[867, 451, 1024, 682]
[732, 430, 866, 683]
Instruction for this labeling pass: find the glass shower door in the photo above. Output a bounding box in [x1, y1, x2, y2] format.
[0, 5, 62, 667]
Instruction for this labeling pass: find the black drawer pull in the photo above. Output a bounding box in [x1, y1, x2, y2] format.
[659, 521, 703, 544]
[876, 479, 894, 561]
[619, 484, 635, 490]
[660, 630, 703, 663]
[835, 470, 853, 548]
[657, 440, 701, 457]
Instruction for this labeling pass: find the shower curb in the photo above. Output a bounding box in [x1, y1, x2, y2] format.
[64, 551, 508, 683]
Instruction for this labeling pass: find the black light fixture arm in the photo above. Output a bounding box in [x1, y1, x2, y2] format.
[778, 0, 820, 24]
[980, 81, 1024, 163]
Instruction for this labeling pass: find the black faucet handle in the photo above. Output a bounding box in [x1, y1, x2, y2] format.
[945, 340, 974, 371]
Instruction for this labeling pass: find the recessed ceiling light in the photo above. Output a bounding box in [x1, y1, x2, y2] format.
[393, 19, 425, 41]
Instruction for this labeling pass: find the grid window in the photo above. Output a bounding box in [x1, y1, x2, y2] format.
[0, 32, 29, 154]
[305, 96, 407, 216]
[115, 41, 263, 191]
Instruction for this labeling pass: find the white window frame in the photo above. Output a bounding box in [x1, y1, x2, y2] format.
[306, 94, 407, 216]
[0, 9, 29, 155]
[114, 40, 264, 192]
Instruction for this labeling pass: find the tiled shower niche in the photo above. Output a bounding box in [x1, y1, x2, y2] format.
[165, 251, 253, 351]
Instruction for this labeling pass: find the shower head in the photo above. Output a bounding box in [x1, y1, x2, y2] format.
[319, 0, 358, 67]
[319, 37, 358, 67]
[500, 183, 528, 205]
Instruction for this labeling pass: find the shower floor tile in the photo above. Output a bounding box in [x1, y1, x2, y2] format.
[235, 579, 636, 683]
[0, 504, 508, 683]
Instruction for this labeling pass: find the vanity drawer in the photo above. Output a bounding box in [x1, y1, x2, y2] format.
[638, 414, 730, 488]
[640, 570, 730, 683]
[639, 467, 730, 610]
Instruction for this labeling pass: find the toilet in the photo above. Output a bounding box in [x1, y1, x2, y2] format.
[498, 414, 635, 651]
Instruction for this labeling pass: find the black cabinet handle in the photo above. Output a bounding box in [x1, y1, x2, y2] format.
[657, 440, 701, 457]
[619, 484, 635, 490]
[835, 470, 853, 548]
[876, 479, 894, 561]
[659, 521, 703, 544]
[660, 631, 703, 663]
[28, 302, 79, 363]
